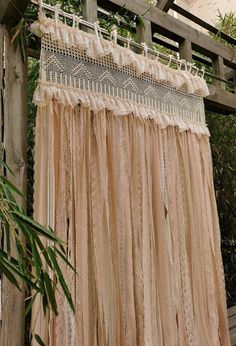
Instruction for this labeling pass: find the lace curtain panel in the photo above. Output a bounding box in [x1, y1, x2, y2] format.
[31, 11, 230, 346]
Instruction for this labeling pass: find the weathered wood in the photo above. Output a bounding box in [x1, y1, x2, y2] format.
[205, 86, 236, 114]
[157, 0, 174, 12]
[179, 39, 192, 62]
[172, 3, 236, 48]
[98, 0, 236, 68]
[0, 25, 27, 346]
[233, 70, 236, 94]
[0, 26, 3, 162]
[228, 306, 236, 346]
[0, 0, 30, 26]
[212, 56, 225, 89]
[82, 0, 97, 33]
[136, 19, 153, 46]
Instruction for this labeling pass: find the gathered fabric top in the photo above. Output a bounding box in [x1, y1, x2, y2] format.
[31, 11, 210, 136]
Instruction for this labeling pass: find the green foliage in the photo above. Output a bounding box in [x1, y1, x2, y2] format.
[211, 11, 236, 48]
[208, 11, 236, 307]
[206, 112, 236, 307]
[0, 160, 75, 318]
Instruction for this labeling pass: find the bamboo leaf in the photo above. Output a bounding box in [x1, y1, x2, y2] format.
[0, 176, 24, 197]
[31, 237, 43, 291]
[0, 159, 14, 175]
[54, 247, 76, 272]
[25, 293, 37, 317]
[43, 271, 58, 315]
[1, 255, 39, 291]
[11, 211, 61, 242]
[34, 334, 46, 346]
[0, 259, 21, 290]
[47, 247, 75, 313]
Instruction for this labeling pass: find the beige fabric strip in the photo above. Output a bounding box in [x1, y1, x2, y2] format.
[32, 103, 230, 345]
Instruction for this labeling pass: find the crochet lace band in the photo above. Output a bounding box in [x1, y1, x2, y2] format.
[31, 11, 210, 136]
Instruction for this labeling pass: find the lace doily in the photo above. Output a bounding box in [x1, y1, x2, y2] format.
[31, 11, 210, 136]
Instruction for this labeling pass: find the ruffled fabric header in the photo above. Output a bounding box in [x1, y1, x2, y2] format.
[31, 12, 209, 98]
[33, 81, 210, 136]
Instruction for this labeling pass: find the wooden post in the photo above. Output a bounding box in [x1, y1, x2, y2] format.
[0, 25, 27, 346]
[136, 19, 153, 46]
[82, 0, 97, 33]
[179, 38, 192, 62]
[212, 55, 225, 89]
[232, 70, 236, 94]
[156, 0, 174, 12]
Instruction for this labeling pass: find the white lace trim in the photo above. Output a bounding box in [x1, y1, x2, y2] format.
[34, 81, 210, 136]
[31, 12, 209, 98]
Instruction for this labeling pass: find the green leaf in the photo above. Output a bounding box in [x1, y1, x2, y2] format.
[54, 247, 76, 272]
[0, 176, 24, 197]
[0, 258, 21, 290]
[25, 293, 37, 317]
[1, 255, 39, 291]
[34, 334, 46, 346]
[33, 234, 53, 270]
[43, 271, 58, 315]
[11, 211, 61, 242]
[47, 247, 75, 313]
[31, 238, 43, 291]
[0, 159, 14, 175]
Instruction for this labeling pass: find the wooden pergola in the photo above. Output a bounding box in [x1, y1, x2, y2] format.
[0, 0, 236, 345]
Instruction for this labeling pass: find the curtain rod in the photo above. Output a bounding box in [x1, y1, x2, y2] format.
[30, 0, 205, 77]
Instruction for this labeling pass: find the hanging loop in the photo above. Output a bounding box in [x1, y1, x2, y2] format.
[155, 51, 160, 61]
[110, 27, 118, 45]
[201, 66, 206, 78]
[167, 54, 173, 67]
[187, 62, 195, 73]
[38, 0, 43, 12]
[141, 42, 148, 56]
[54, 4, 61, 23]
[94, 22, 102, 38]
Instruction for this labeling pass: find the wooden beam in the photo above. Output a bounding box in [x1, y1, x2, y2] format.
[233, 70, 236, 94]
[136, 19, 153, 46]
[172, 3, 236, 48]
[0, 0, 30, 26]
[205, 86, 236, 114]
[98, 0, 236, 68]
[0, 25, 27, 346]
[157, 0, 174, 12]
[179, 39, 192, 62]
[212, 56, 225, 89]
[82, 0, 97, 33]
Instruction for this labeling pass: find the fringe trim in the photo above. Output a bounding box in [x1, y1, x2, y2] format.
[33, 81, 210, 136]
[30, 12, 209, 97]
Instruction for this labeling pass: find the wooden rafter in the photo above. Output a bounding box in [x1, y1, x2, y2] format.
[98, 0, 236, 68]
[0, 0, 30, 26]
[156, 0, 174, 12]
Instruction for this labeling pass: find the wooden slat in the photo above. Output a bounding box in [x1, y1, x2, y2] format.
[0, 26, 3, 162]
[232, 70, 236, 94]
[205, 86, 236, 114]
[228, 306, 236, 346]
[228, 306, 236, 318]
[231, 334, 236, 346]
[212, 56, 225, 89]
[0, 25, 27, 346]
[82, 0, 97, 33]
[157, 0, 174, 12]
[0, 0, 30, 26]
[136, 19, 153, 46]
[172, 3, 236, 48]
[179, 39, 192, 62]
[98, 0, 236, 68]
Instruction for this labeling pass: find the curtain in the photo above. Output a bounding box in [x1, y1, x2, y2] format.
[31, 11, 230, 346]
